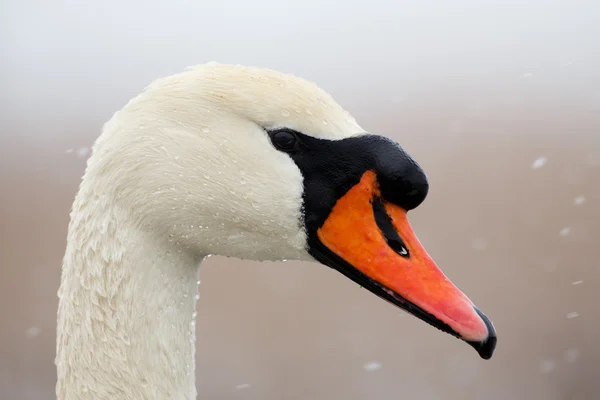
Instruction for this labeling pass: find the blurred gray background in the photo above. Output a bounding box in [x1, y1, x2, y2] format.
[1, 0, 599, 399]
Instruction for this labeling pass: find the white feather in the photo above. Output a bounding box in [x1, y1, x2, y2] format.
[56, 63, 365, 399]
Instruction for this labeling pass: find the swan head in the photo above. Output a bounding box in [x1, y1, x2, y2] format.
[89, 63, 496, 360]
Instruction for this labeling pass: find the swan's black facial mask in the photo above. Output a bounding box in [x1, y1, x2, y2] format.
[267, 129, 497, 360]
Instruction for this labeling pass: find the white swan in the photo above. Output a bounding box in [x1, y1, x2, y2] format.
[55, 63, 496, 399]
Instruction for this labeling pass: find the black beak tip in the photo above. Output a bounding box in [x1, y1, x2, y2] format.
[465, 307, 497, 360]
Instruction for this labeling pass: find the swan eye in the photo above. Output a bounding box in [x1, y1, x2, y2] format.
[269, 129, 299, 152]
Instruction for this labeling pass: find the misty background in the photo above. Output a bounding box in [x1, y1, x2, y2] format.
[1, 1, 599, 399]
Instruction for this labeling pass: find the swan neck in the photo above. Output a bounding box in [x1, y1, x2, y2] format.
[56, 193, 202, 400]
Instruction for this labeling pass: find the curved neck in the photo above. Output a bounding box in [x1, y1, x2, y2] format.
[56, 190, 202, 399]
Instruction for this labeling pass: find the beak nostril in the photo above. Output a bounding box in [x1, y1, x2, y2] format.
[372, 197, 410, 259]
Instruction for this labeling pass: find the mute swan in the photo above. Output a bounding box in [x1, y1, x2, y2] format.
[56, 63, 497, 399]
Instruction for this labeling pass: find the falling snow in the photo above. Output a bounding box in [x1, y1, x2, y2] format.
[363, 361, 382, 372]
[566, 312, 580, 319]
[539, 359, 556, 374]
[559, 227, 571, 237]
[471, 238, 488, 251]
[564, 348, 580, 363]
[76, 147, 90, 158]
[235, 384, 251, 390]
[571, 280, 584, 285]
[531, 157, 547, 169]
[573, 196, 585, 206]
[25, 327, 40, 338]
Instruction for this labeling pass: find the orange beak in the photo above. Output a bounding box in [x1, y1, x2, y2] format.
[315, 171, 496, 359]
